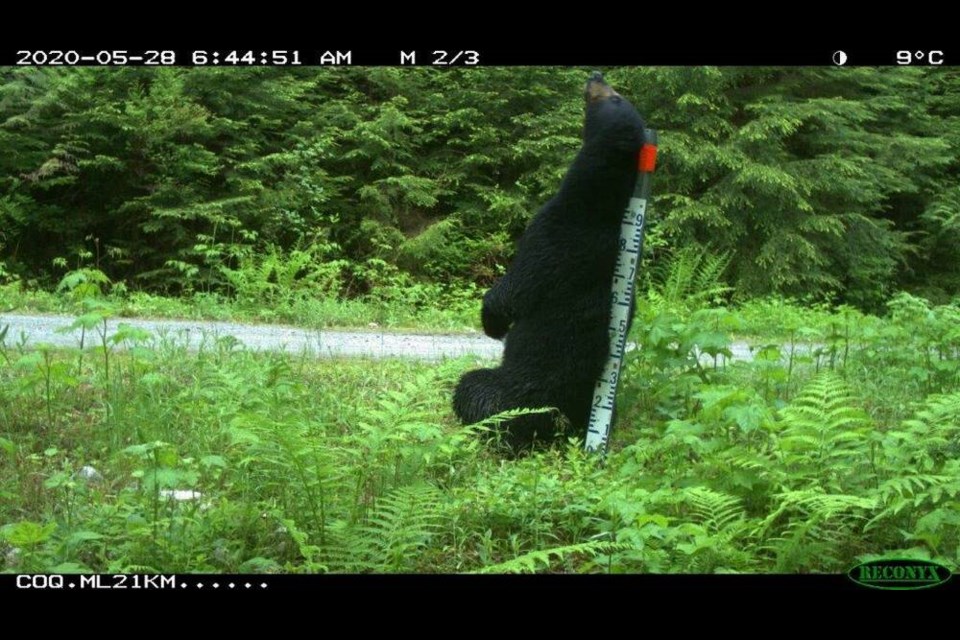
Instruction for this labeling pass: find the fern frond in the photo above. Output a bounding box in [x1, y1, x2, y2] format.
[864, 471, 960, 531]
[776, 372, 871, 477]
[473, 540, 628, 574]
[647, 246, 732, 314]
[352, 484, 444, 573]
[683, 487, 745, 534]
[902, 392, 960, 451]
[757, 489, 877, 537]
[877, 474, 955, 502]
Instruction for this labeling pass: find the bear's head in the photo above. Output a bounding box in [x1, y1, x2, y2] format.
[582, 72, 645, 154]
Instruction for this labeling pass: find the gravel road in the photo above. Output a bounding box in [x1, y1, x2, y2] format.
[0, 313, 503, 361]
[0, 312, 770, 362]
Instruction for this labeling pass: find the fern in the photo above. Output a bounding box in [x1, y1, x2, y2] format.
[473, 540, 627, 574]
[229, 409, 352, 567]
[768, 490, 878, 520]
[647, 246, 732, 314]
[684, 487, 746, 535]
[775, 372, 872, 487]
[757, 489, 878, 571]
[877, 474, 957, 503]
[716, 447, 780, 477]
[863, 392, 960, 540]
[279, 517, 328, 573]
[219, 242, 346, 305]
[344, 484, 444, 573]
[865, 470, 960, 531]
[674, 487, 758, 572]
[898, 392, 960, 465]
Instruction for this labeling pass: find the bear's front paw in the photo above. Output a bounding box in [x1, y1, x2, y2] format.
[482, 306, 510, 340]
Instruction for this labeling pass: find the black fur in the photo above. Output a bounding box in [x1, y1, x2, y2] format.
[454, 73, 646, 453]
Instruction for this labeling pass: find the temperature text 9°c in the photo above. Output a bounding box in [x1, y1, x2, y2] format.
[896, 50, 944, 65]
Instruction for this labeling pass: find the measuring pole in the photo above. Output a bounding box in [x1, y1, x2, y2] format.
[584, 128, 658, 454]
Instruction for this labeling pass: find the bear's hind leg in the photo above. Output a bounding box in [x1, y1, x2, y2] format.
[453, 368, 505, 425]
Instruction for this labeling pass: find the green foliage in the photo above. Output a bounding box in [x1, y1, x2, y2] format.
[3, 67, 959, 307]
[621, 250, 737, 420]
[2, 288, 960, 574]
[775, 372, 873, 486]
[217, 239, 348, 305]
[474, 540, 627, 574]
[344, 484, 445, 573]
[645, 245, 733, 315]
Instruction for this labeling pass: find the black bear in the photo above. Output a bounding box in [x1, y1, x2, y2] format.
[453, 72, 646, 452]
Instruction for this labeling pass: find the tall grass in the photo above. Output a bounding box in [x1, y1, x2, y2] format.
[1, 290, 958, 573]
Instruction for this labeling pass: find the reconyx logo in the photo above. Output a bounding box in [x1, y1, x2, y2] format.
[848, 559, 952, 590]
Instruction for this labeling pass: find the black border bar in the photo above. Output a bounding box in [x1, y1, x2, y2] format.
[2, 572, 957, 593]
[2, 47, 956, 66]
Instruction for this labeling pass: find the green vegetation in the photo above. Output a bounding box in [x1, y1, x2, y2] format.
[2, 282, 957, 573]
[0, 276, 478, 332]
[2, 67, 959, 574]
[2, 67, 960, 310]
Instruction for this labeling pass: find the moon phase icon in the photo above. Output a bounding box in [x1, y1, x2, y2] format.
[833, 50, 848, 66]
